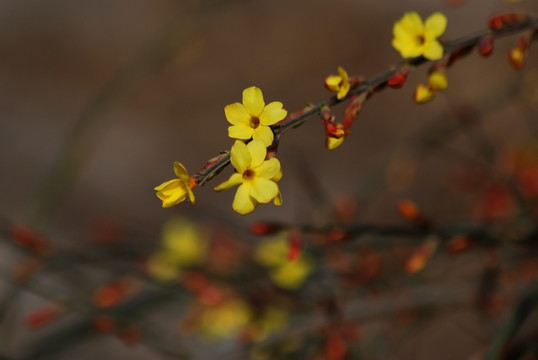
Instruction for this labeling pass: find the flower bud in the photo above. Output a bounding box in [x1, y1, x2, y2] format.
[478, 35, 494, 57]
[25, 305, 62, 329]
[413, 84, 435, 104]
[249, 221, 283, 235]
[397, 199, 420, 221]
[508, 47, 525, 70]
[287, 231, 302, 261]
[388, 71, 408, 88]
[428, 71, 448, 91]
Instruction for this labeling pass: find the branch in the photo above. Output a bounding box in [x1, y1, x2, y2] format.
[193, 13, 538, 186]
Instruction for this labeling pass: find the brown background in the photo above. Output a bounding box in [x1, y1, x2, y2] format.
[0, 0, 537, 359]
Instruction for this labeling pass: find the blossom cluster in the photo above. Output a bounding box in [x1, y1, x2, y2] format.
[155, 86, 286, 215]
[155, 10, 536, 215]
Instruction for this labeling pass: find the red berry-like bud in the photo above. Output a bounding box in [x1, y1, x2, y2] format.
[388, 71, 407, 88]
[92, 315, 117, 333]
[325, 229, 348, 242]
[489, 15, 504, 30]
[478, 35, 494, 57]
[25, 306, 62, 329]
[397, 199, 420, 221]
[288, 231, 302, 261]
[249, 221, 283, 235]
[446, 235, 472, 253]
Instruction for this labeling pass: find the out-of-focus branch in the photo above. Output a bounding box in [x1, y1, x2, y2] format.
[483, 285, 538, 360]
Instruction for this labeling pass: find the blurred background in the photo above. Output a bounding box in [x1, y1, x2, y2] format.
[1, 0, 538, 359]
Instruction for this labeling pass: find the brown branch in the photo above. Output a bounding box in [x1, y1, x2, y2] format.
[193, 13, 538, 186]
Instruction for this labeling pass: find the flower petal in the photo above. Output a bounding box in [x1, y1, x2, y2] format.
[264, 101, 284, 112]
[326, 136, 345, 150]
[247, 140, 267, 168]
[187, 186, 196, 204]
[214, 173, 243, 192]
[230, 140, 251, 173]
[337, 81, 350, 100]
[242, 86, 265, 116]
[233, 183, 257, 215]
[422, 40, 444, 60]
[273, 191, 283, 206]
[393, 22, 416, 42]
[160, 189, 187, 208]
[228, 124, 254, 140]
[424, 12, 447, 39]
[259, 105, 287, 126]
[224, 103, 251, 125]
[337, 67, 348, 82]
[250, 177, 279, 203]
[272, 168, 283, 182]
[154, 179, 179, 191]
[173, 162, 190, 182]
[255, 158, 281, 179]
[398, 12, 424, 35]
[392, 38, 423, 58]
[252, 125, 274, 146]
[325, 75, 342, 91]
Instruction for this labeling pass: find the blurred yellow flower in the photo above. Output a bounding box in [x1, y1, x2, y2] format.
[255, 235, 289, 267]
[146, 252, 182, 282]
[214, 140, 282, 215]
[325, 67, 350, 100]
[392, 12, 447, 60]
[226, 86, 287, 146]
[200, 299, 251, 338]
[146, 216, 207, 282]
[154, 162, 195, 208]
[250, 307, 288, 342]
[162, 216, 207, 266]
[255, 235, 312, 290]
[270, 259, 312, 290]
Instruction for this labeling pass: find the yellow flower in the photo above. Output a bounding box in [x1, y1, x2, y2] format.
[200, 299, 251, 338]
[324, 67, 350, 100]
[162, 216, 207, 266]
[146, 216, 207, 282]
[154, 162, 195, 208]
[392, 12, 447, 60]
[270, 259, 312, 290]
[214, 140, 282, 215]
[255, 235, 289, 267]
[225, 86, 287, 146]
[255, 235, 312, 290]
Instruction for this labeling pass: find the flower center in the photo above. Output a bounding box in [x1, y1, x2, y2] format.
[416, 34, 425, 45]
[242, 169, 255, 180]
[250, 116, 260, 129]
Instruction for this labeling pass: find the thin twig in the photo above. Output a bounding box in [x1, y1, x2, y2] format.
[194, 15, 538, 186]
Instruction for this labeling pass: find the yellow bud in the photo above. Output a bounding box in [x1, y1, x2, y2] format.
[326, 135, 345, 150]
[414, 84, 435, 104]
[428, 71, 448, 91]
